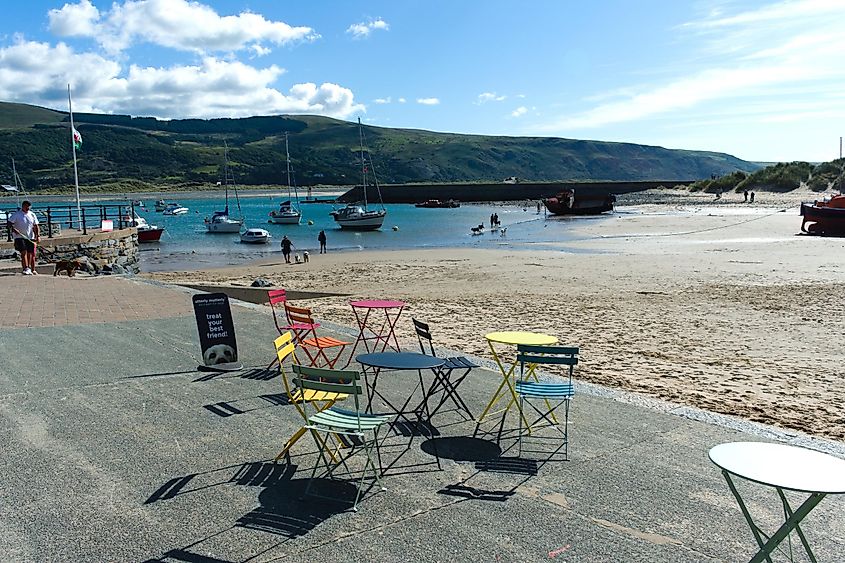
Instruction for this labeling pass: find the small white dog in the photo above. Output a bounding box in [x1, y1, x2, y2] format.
[302, 250, 309, 263]
[294, 253, 301, 264]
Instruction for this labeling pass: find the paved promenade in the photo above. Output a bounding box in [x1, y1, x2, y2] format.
[0, 272, 843, 562]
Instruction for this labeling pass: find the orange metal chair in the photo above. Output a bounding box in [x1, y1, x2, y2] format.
[284, 302, 351, 368]
[267, 289, 322, 369]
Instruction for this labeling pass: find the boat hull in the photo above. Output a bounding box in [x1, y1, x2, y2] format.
[138, 227, 165, 242]
[543, 192, 615, 215]
[206, 221, 242, 233]
[333, 214, 385, 230]
[800, 200, 845, 235]
[268, 214, 301, 225]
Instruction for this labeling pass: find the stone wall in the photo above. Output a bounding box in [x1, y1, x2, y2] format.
[0, 228, 140, 274]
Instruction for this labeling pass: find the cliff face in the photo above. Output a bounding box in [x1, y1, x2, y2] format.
[0, 102, 759, 191]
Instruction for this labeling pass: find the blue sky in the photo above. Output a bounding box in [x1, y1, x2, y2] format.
[0, 0, 843, 163]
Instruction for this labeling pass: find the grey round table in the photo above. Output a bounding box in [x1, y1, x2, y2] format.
[709, 441, 845, 563]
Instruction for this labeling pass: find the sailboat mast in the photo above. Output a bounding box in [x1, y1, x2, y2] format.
[11, 158, 20, 207]
[285, 132, 293, 198]
[223, 142, 230, 213]
[358, 117, 367, 209]
[67, 84, 82, 229]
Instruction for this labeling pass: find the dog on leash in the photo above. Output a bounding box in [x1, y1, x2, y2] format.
[294, 253, 301, 264]
[54, 259, 82, 277]
[302, 250, 309, 263]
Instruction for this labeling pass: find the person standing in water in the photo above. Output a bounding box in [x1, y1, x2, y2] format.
[318, 230, 327, 254]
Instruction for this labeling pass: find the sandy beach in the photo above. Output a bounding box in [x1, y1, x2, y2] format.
[145, 190, 845, 440]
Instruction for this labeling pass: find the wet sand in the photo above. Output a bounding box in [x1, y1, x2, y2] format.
[145, 189, 845, 440]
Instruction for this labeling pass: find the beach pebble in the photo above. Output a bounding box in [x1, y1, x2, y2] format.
[251, 278, 273, 288]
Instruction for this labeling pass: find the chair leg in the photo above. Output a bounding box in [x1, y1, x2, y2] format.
[518, 395, 524, 457]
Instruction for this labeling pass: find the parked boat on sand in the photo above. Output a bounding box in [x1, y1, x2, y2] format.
[543, 189, 615, 215]
[800, 193, 845, 235]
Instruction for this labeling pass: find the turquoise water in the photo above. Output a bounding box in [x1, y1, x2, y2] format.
[31, 195, 610, 270]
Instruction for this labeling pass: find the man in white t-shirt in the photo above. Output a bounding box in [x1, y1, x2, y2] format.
[7, 200, 40, 275]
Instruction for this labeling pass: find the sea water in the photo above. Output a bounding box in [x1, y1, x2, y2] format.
[29, 195, 609, 271]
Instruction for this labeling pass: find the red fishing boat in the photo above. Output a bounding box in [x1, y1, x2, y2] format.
[130, 214, 165, 242]
[543, 189, 615, 215]
[800, 193, 845, 235]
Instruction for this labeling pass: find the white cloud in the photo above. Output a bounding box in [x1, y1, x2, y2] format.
[373, 97, 391, 104]
[543, 0, 845, 132]
[476, 92, 506, 104]
[511, 106, 528, 117]
[346, 18, 389, 39]
[416, 97, 439, 105]
[48, 0, 318, 54]
[0, 39, 363, 119]
[398, 97, 406, 103]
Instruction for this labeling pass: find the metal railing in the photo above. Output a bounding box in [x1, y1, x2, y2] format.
[3, 203, 134, 241]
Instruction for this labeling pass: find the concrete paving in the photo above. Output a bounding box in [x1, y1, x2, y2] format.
[0, 273, 843, 562]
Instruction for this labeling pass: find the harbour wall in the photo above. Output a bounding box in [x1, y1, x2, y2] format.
[0, 228, 140, 274]
[336, 180, 694, 204]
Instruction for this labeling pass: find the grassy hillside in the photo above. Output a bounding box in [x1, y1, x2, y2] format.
[690, 159, 845, 193]
[0, 101, 760, 192]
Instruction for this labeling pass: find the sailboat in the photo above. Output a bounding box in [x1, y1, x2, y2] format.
[268, 132, 302, 225]
[330, 118, 386, 230]
[206, 142, 244, 233]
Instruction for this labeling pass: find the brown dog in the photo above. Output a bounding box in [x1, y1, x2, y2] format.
[54, 260, 82, 277]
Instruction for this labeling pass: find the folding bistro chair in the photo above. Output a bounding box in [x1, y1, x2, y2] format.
[514, 344, 578, 460]
[284, 302, 351, 368]
[294, 364, 391, 511]
[267, 289, 321, 369]
[412, 318, 478, 421]
[272, 332, 348, 463]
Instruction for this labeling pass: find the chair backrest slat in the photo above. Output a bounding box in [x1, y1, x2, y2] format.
[518, 344, 578, 355]
[412, 317, 436, 356]
[274, 332, 295, 364]
[292, 364, 364, 412]
[268, 288, 287, 305]
[285, 303, 315, 326]
[516, 353, 577, 366]
[516, 344, 579, 380]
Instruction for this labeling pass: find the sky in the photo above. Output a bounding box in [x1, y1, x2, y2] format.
[0, 0, 843, 163]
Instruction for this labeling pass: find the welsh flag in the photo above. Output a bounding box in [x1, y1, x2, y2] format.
[72, 127, 82, 149]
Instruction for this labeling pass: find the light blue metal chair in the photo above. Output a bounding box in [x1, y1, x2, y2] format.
[515, 344, 578, 460]
[293, 364, 391, 511]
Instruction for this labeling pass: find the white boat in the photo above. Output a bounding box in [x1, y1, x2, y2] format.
[206, 143, 244, 233]
[163, 203, 189, 215]
[330, 118, 386, 231]
[268, 133, 302, 225]
[240, 228, 272, 244]
[130, 214, 165, 242]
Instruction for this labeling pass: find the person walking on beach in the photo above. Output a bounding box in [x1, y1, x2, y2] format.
[280, 235, 293, 263]
[750, 191, 755, 203]
[318, 230, 327, 254]
[537, 201, 541, 213]
[490, 213, 495, 228]
[7, 200, 40, 275]
[743, 190, 749, 202]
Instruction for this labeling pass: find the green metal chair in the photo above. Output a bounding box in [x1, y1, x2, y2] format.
[515, 344, 578, 460]
[293, 364, 391, 511]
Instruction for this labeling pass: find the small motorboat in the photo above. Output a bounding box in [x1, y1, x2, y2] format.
[163, 203, 189, 215]
[800, 193, 845, 235]
[154, 199, 168, 212]
[129, 214, 165, 242]
[240, 228, 272, 244]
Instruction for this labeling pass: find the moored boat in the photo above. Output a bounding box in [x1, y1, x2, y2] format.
[543, 189, 615, 215]
[207, 143, 244, 233]
[163, 203, 189, 215]
[415, 199, 460, 208]
[268, 133, 302, 225]
[130, 214, 165, 242]
[240, 228, 272, 244]
[154, 199, 168, 212]
[800, 193, 845, 235]
[330, 118, 386, 230]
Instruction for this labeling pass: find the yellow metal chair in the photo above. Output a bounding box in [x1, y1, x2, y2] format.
[272, 332, 348, 462]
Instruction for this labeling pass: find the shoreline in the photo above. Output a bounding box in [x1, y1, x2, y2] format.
[143, 204, 845, 441]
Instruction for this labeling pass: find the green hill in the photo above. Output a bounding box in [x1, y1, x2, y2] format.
[0, 101, 760, 192]
[689, 159, 845, 193]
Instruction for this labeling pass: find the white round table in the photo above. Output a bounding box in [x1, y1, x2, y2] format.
[709, 441, 845, 563]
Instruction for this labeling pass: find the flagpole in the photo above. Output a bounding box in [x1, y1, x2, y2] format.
[68, 84, 82, 230]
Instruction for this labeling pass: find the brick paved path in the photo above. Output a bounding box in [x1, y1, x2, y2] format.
[0, 273, 193, 328]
